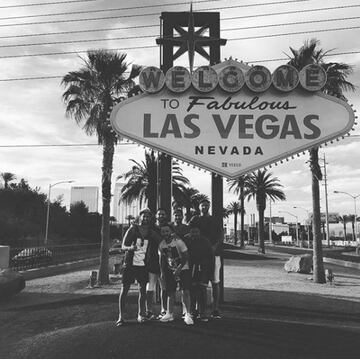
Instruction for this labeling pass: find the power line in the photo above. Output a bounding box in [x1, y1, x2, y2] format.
[228, 25, 360, 42]
[1, 4, 357, 39]
[1, 25, 359, 60]
[0, 0, 223, 20]
[2, 16, 359, 49]
[0, 0, 98, 9]
[0, 0, 314, 27]
[0, 50, 358, 82]
[0, 143, 133, 148]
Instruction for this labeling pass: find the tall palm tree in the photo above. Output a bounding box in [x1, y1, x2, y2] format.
[245, 170, 286, 254]
[226, 201, 243, 246]
[228, 174, 251, 248]
[61, 49, 141, 285]
[348, 215, 356, 241]
[287, 38, 355, 283]
[1, 172, 16, 188]
[119, 150, 189, 213]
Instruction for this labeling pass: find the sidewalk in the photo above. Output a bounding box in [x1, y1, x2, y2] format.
[3, 246, 359, 310]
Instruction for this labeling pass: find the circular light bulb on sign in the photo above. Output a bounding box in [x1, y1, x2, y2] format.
[245, 65, 272, 92]
[299, 64, 327, 91]
[218, 65, 245, 93]
[139, 66, 165, 93]
[165, 66, 191, 93]
[192, 66, 218, 93]
[272, 65, 299, 92]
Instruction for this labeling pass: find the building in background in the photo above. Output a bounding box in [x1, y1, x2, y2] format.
[70, 186, 99, 213]
[113, 182, 142, 224]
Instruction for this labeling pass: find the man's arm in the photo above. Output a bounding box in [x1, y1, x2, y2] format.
[122, 226, 137, 251]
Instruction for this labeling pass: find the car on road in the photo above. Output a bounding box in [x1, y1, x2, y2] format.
[109, 240, 124, 255]
[11, 247, 53, 268]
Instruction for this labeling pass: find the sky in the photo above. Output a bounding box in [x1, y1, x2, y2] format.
[0, 0, 359, 227]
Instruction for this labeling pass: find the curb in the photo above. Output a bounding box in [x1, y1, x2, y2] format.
[323, 257, 360, 270]
[20, 258, 100, 280]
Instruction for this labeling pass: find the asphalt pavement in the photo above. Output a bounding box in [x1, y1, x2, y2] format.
[1, 246, 359, 359]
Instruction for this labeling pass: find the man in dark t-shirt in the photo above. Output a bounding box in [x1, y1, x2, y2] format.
[172, 208, 190, 245]
[185, 223, 214, 321]
[189, 199, 222, 319]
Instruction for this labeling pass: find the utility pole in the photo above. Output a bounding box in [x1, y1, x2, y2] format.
[323, 154, 330, 247]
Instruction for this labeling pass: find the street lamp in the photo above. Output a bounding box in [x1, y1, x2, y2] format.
[45, 180, 74, 245]
[293, 206, 311, 248]
[333, 190, 360, 242]
[278, 210, 299, 246]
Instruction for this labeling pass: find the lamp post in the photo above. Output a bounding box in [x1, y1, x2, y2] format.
[45, 180, 74, 245]
[279, 210, 299, 246]
[293, 206, 311, 248]
[333, 190, 360, 242]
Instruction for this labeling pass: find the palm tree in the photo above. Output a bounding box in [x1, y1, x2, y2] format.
[348, 215, 356, 241]
[245, 170, 286, 254]
[1, 172, 16, 188]
[228, 174, 251, 248]
[119, 150, 189, 213]
[61, 49, 141, 285]
[226, 201, 243, 246]
[287, 39, 355, 283]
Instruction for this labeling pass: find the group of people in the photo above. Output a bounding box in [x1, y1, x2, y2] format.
[116, 199, 223, 326]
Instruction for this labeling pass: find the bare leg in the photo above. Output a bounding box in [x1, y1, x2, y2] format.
[138, 283, 147, 317]
[146, 290, 154, 313]
[181, 289, 191, 314]
[167, 291, 175, 314]
[211, 282, 219, 312]
[198, 284, 207, 316]
[190, 285, 197, 314]
[117, 284, 130, 321]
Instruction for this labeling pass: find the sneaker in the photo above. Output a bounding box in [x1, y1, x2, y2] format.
[137, 315, 147, 323]
[184, 314, 194, 325]
[146, 311, 156, 320]
[198, 314, 209, 322]
[156, 311, 166, 320]
[160, 312, 174, 322]
[211, 310, 221, 319]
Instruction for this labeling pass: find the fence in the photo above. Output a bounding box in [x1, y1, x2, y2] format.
[9, 243, 100, 272]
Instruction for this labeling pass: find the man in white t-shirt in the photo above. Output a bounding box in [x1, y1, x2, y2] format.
[116, 208, 158, 326]
[158, 225, 193, 325]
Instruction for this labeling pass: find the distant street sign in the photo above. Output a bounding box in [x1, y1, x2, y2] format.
[110, 60, 355, 179]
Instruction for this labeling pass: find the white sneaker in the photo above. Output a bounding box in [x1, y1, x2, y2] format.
[184, 314, 194, 325]
[159, 312, 174, 322]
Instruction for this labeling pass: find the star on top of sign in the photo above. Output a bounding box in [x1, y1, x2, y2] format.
[156, 4, 227, 73]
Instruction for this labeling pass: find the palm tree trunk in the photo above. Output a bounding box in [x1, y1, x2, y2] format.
[310, 148, 326, 284]
[343, 223, 347, 240]
[240, 186, 245, 248]
[98, 138, 115, 285]
[258, 207, 265, 254]
[234, 212, 238, 246]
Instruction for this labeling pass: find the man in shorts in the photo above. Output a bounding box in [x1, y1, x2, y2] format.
[158, 225, 194, 325]
[185, 223, 214, 321]
[189, 199, 223, 319]
[146, 208, 168, 319]
[116, 208, 158, 326]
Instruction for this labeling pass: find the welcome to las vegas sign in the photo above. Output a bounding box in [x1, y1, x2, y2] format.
[110, 59, 355, 179]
